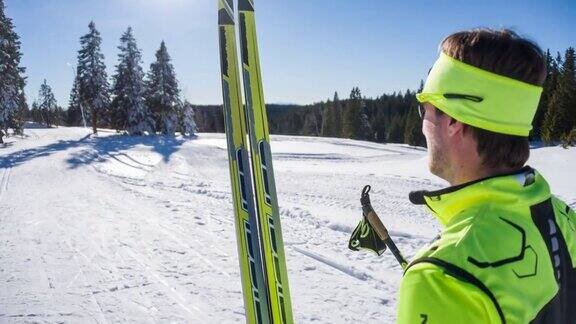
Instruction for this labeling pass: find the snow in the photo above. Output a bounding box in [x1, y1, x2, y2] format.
[0, 126, 574, 323]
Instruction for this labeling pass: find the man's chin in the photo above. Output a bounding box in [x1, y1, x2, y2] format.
[428, 161, 445, 180]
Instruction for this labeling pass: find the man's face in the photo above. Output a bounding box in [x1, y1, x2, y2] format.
[421, 103, 449, 179]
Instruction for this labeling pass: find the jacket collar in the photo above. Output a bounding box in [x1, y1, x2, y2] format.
[409, 166, 550, 226]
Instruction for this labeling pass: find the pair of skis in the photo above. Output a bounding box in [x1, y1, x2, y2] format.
[217, 1, 293, 323]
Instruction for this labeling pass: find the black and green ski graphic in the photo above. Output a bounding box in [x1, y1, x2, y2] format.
[218, 0, 271, 323]
[217, 0, 293, 323]
[237, 0, 294, 323]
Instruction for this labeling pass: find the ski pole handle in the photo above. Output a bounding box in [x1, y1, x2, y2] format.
[364, 210, 408, 269]
[364, 209, 391, 241]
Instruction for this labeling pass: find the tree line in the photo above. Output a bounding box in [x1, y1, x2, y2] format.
[194, 86, 426, 146]
[196, 47, 576, 148]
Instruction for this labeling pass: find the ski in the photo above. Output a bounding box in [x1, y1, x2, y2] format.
[237, 1, 294, 323]
[217, 1, 271, 323]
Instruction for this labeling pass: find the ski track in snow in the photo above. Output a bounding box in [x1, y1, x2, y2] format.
[292, 246, 376, 282]
[0, 166, 11, 199]
[0, 126, 574, 323]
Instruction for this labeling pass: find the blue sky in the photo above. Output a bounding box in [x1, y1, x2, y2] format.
[6, 0, 576, 106]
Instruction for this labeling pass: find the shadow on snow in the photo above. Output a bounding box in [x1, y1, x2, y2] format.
[1, 133, 190, 170]
[66, 134, 188, 169]
[0, 134, 92, 169]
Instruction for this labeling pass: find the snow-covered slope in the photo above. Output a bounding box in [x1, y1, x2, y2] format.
[0, 126, 574, 323]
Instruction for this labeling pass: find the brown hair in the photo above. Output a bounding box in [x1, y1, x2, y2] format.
[440, 28, 546, 169]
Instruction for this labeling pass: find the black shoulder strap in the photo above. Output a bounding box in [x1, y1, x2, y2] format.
[529, 198, 576, 323]
[406, 257, 506, 324]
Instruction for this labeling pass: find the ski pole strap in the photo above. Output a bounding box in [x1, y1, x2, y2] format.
[348, 216, 387, 256]
[349, 185, 387, 255]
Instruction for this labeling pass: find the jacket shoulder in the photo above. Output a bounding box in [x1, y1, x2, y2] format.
[428, 205, 538, 270]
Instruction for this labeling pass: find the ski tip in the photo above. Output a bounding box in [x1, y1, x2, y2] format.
[218, 0, 234, 26]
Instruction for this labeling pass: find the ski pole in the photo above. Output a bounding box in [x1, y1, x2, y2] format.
[361, 185, 408, 270]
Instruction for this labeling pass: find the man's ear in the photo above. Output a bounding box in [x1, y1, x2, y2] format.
[446, 117, 465, 137]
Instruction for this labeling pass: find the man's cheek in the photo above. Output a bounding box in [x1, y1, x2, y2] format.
[422, 120, 435, 138]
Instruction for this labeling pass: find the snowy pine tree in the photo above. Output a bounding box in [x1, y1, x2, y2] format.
[111, 27, 152, 135]
[30, 101, 40, 124]
[542, 49, 576, 144]
[9, 89, 27, 135]
[145, 41, 180, 136]
[37, 79, 58, 127]
[55, 105, 65, 127]
[342, 87, 364, 139]
[321, 92, 342, 137]
[76, 21, 110, 134]
[531, 50, 558, 140]
[179, 101, 197, 137]
[359, 104, 372, 140]
[0, 0, 26, 143]
[66, 75, 87, 127]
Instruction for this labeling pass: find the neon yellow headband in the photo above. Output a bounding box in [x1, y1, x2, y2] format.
[416, 52, 543, 136]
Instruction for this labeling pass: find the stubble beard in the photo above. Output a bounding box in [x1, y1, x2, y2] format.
[428, 139, 449, 182]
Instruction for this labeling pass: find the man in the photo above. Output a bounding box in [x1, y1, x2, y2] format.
[397, 29, 575, 323]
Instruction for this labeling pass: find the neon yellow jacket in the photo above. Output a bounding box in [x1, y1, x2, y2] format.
[397, 166, 576, 323]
